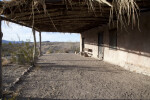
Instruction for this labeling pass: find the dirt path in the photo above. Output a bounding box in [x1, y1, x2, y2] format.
[13, 53, 150, 99]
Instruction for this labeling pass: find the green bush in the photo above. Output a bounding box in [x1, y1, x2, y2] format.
[14, 42, 39, 65]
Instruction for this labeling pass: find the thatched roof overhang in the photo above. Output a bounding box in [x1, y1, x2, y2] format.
[0, 0, 150, 33]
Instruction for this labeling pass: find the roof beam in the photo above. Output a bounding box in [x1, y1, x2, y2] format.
[1, 16, 39, 31]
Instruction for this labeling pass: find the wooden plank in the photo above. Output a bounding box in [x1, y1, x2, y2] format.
[1, 17, 39, 31]
[15, 11, 110, 21]
[23, 16, 109, 23]
[7, 7, 111, 19]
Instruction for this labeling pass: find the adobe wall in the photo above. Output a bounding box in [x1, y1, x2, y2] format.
[81, 12, 150, 76]
[81, 26, 103, 58]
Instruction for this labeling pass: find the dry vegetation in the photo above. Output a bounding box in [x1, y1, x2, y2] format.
[2, 42, 37, 65]
[38, 42, 80, 54]
[2, 58, 10, 66]
[2, 42, 80, 66]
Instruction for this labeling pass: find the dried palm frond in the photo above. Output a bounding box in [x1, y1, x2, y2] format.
[87, 0, 139, 28]
[95, 0, 112, 7]
[33, 0, 46, 13]
[2, 0, 26, 7]
[31, 0, 57, 31]
[110, 0, 139, 28]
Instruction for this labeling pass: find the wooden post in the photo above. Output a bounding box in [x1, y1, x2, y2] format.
[39, 31, 42, 56]
[32, 29, 36, 65]
[0, 18, 3, 98]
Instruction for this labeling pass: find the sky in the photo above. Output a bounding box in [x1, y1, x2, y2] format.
[2, 21, 80, 42]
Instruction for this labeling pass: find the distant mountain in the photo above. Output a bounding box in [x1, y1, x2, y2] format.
[2, 40, 11, 44]
[2, 40, 24, 44]
[43, 41, 50, 43]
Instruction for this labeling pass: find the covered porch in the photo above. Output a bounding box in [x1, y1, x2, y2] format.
[0, 0, 150, 99]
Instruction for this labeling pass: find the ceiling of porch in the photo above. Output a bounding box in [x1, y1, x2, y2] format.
[0, 0, 150, 33]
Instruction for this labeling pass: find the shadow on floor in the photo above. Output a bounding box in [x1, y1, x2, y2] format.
[36, 62, 125, 73]
[14, 96, 93, 100]
[37, 60, 102, 62]
[5, 97, 55, 100]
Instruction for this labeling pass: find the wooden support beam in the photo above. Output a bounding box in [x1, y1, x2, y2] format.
[1, 17, 39, 31]
[32, 29, 36, 66]
[0, 17, 3, 98]
[39, 31, 42, 56]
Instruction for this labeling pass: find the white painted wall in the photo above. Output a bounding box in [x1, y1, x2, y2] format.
[84, 44, 99, 58]
[80, 34, 82, 52]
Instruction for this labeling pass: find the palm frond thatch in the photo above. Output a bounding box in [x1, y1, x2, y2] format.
[0, 0, 140, 30]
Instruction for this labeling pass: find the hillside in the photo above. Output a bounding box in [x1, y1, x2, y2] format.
[2, 41, 80, 57]
[39, 42, 80, 54]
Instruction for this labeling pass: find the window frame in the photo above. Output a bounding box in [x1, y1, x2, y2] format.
[109, 29, 117, 50]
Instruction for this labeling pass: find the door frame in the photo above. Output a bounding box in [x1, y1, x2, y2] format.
[98, 32, 104, 60]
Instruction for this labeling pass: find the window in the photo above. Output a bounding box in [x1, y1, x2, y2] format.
[109, 29, 117, 49]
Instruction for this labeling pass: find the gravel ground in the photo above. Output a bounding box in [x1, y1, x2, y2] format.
[11, 53, 150, 99]
[2, 64, 29, 91]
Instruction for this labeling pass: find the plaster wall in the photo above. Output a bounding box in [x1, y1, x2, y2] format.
[81, 12, 150, 76]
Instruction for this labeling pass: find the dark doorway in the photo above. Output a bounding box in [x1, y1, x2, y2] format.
[109, 29, 117, 49]
[98, 32, 104, 60]
[82, 38, 85, 52]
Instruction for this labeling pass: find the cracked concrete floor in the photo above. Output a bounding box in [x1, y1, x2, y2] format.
[13, 53, 150, 99]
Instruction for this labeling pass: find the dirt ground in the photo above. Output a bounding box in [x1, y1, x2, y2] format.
[2, 64, 29, 91]
[4, 53, 150, 99]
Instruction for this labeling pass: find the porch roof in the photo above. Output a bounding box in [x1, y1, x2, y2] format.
[0, 0, 150, 33]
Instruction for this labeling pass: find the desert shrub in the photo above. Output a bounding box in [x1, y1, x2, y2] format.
[75, 47, 80, 53]
[11, 53, 17, 63]
[18, 42, 33, 64]
[13, 42, 39, 65]
[2, 39, 40, 66]
[65, 49, 70, 53]
[55, 50, 60, 53]
[4, 95, 17, 100]
[2, 58, 8, 66]
[2, 57, 11, 66]
[47, 48, 54, 54]
[2, 42, 39, 65]
[2, 43, 14, 57]
[71, 46, 80, 53]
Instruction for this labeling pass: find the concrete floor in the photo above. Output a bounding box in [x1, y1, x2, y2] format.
[14, 53, 150, 99]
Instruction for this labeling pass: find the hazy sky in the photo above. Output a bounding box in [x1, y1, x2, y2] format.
[2, 21, 80, 42]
